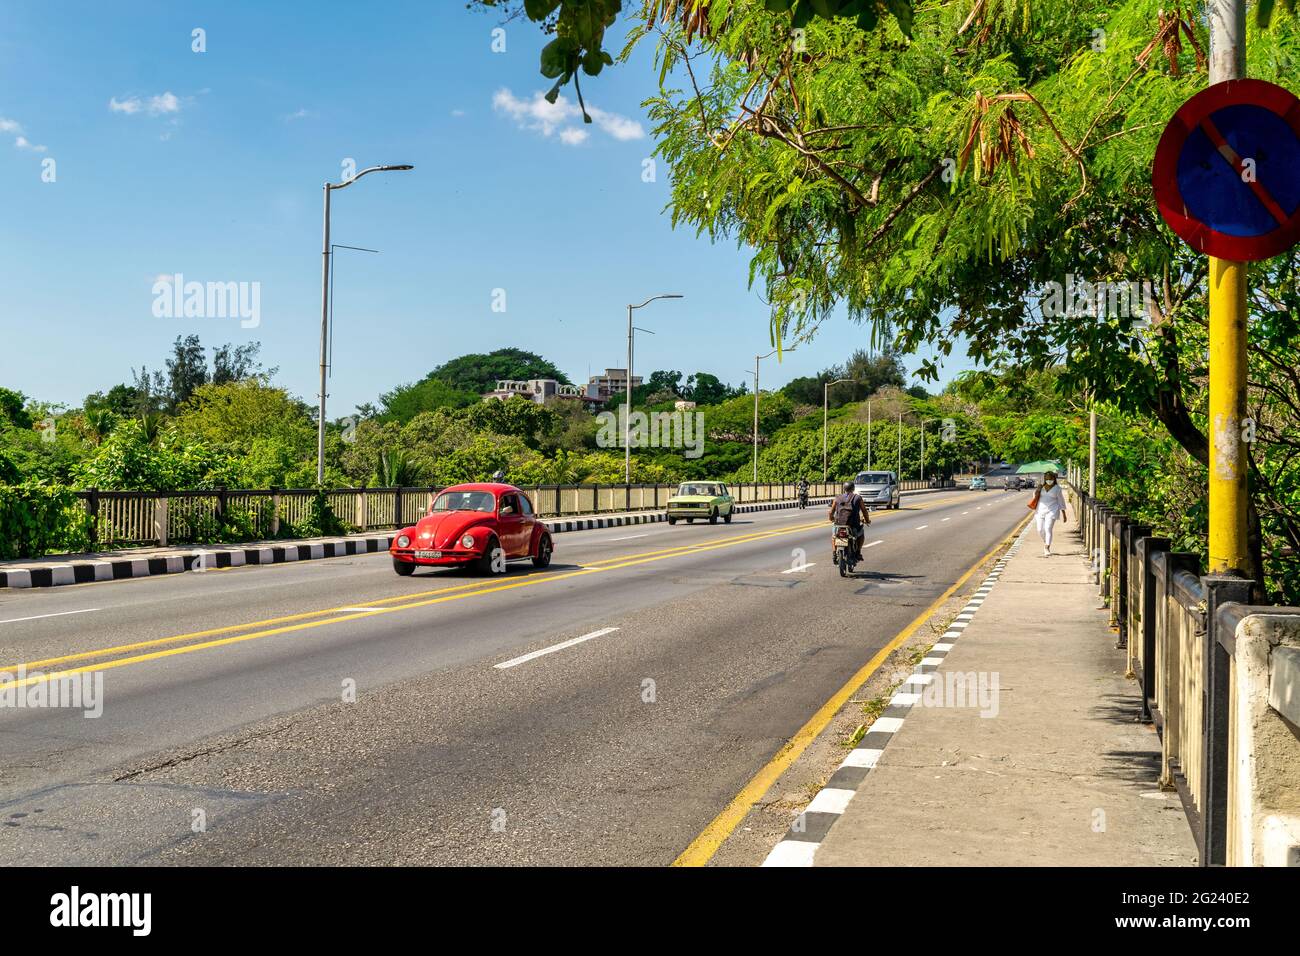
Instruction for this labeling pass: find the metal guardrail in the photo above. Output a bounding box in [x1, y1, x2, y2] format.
[1071, 482, 1300, 866]
[74, 479, 959, 551]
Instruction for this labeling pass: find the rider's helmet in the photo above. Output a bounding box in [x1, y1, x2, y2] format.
[843, 481, 855, 493]
[491, 469, 506, 482]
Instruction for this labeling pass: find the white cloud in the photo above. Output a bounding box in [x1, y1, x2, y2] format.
[285, 107, 315, 121]
[492, 87, 643, 146]
[586, 106, 644, 141]
[149, 92, 180, 114]
[109, 91, 183, 116]
[2, 117, 46, 151]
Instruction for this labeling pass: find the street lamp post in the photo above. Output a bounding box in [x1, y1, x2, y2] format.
[867, 398, 873, 469]
[920, 419, 928, 484]
[822, 377, 854, 481]
[317, 164, 413, 484]
[625, 295, 683, 483]
[753, 346, 795, 483]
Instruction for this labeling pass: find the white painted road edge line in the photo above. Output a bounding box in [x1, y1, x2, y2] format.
[494, 627, 620, 670]
[760, 521, 1036, 868]
[0, 607, 101, 625]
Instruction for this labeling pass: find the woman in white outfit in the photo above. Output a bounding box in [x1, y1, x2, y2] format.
[1033, 471, 1068, 556]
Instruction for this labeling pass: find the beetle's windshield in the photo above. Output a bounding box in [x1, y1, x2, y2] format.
[431, 491, 496, 512]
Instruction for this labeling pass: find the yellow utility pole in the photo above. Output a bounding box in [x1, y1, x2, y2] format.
[1207, 0, 1249, 576]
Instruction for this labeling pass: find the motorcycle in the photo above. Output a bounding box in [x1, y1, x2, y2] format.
[797, 487, 809, 509]
[832, 524, 860, 577]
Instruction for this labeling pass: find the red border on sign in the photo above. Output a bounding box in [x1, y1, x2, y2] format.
[1152, 78, 1300, 262]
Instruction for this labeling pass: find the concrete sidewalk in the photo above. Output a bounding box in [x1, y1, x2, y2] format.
[813, 510, 1198, 866]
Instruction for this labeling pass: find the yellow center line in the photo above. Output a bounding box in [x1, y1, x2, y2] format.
[670, 511, 1033, 867]
[0, 493, 967, 689]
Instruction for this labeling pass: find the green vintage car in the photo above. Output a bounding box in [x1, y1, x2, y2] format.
[666, 481, 735, 525]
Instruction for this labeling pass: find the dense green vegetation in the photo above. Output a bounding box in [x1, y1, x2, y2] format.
[1, 337, 1065, 558]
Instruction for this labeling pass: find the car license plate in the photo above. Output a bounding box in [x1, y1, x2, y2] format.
[415, 550, 441, 559]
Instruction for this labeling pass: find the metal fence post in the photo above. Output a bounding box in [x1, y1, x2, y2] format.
[1138, 536, 1170, 722]
[1200, 574, 1253, 866]
[86, 488, 100, 551]
[154, 495, 168, 547]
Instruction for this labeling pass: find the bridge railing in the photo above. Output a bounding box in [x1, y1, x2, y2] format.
[1070, 482, 1300, 866]
[73, 478, 959, 552]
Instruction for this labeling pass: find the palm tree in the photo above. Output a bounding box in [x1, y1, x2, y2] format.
[375, 449, 422, 487]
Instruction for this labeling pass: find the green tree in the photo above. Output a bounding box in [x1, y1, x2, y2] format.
[165, 334, 209, 412]
[426, 347, 570, 393]
[639, 0, 1300, 593]
[0, 388, 32, 429]
[683, 371, 736, 405]
[465, 396, 561, 449]
[378, 377, 480, 422]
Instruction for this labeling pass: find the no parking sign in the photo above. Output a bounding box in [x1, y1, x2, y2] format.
[1153, 78, 1300, 261]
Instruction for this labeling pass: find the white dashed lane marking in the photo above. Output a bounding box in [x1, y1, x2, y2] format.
[494, 627, 620, 670]
[0, 608, 101, 625]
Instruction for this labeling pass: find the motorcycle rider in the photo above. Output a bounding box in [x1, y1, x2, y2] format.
[828, 480, 871, 563]
[796, 476, 809, 508]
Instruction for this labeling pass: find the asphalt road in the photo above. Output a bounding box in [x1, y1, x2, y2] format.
[0, 488, 1030, 864]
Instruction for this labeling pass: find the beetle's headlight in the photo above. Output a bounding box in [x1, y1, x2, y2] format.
[461, 533, 476, 549]
[397, 535, 411, 548]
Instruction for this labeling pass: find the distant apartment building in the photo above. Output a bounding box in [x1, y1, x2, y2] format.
[483, 378, 602, 406]
[589, 368, 643, 401]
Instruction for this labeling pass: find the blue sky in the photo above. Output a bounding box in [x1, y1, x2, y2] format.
[0, 0, 974, 415]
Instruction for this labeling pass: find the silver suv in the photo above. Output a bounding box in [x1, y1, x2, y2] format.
[852, 471, 900, 510]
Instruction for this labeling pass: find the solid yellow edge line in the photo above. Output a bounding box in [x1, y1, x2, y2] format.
[670, 511, 1033, 868]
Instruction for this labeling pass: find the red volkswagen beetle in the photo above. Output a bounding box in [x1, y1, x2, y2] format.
[390, 482, 553, 577]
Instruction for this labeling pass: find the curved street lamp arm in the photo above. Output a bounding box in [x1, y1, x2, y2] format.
[329, 164, 415, 190]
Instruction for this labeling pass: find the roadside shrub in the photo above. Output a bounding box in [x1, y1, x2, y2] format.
[0, 482, 91, 559]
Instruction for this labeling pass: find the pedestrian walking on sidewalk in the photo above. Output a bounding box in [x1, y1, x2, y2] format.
[1030, 470, 1068, 556]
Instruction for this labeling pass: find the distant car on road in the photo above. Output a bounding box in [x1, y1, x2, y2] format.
[667, 482, 734, 524]
[970, 476, 987, 491]
[390, 482, 553, 576]
[852, 471, 900, 510]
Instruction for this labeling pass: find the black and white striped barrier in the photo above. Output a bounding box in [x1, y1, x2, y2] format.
[761, 526, 1030, 867]
[0, 536, 398, 589]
